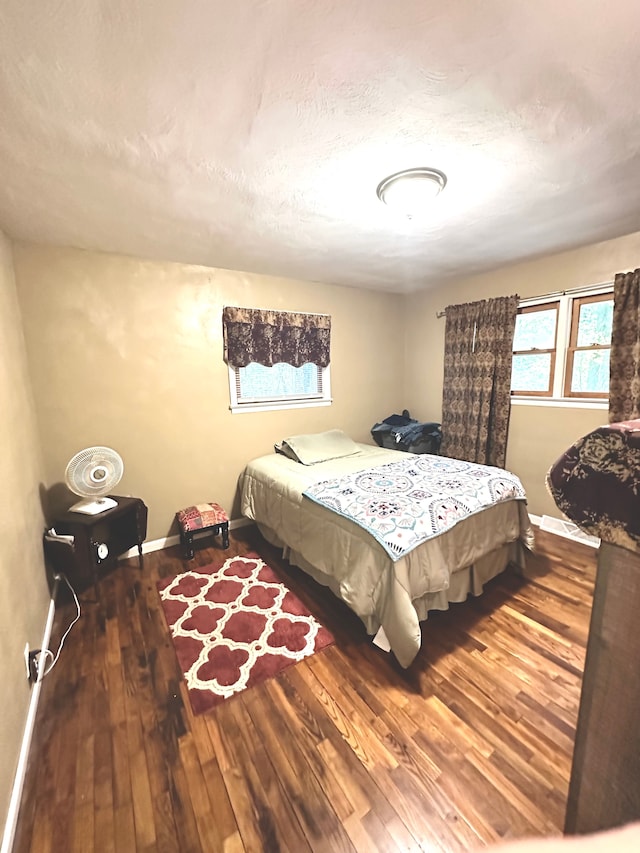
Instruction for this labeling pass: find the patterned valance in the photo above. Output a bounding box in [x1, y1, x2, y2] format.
[223, 306, 331, 368]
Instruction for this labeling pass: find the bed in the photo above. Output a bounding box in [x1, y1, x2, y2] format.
[240, 431, 534, 668]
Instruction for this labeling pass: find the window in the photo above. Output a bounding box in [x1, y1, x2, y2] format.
[564, 294, 612, 398]
[222, 305, 332, 413]
[511, 288, 613, 402]
[228, 361, 331, 412]
[511, 302, 560, 395]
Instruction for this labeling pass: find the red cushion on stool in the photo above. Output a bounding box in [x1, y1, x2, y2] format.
[177, 503, 228, 532]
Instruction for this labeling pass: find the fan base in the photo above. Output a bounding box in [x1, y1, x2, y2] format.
[69, 496, 118, 515]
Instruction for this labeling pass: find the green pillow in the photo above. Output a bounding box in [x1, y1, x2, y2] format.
[276, 429, 360, 465]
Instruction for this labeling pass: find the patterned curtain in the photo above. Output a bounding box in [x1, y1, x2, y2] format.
[609, 269, 640, 423]
[223, 306, 331, 368]
[440, 294, 519, 468]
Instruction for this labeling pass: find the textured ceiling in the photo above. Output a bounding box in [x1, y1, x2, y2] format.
[1, 1, 640, 293]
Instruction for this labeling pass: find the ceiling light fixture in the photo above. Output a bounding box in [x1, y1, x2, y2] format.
[376, 167, 447, 216]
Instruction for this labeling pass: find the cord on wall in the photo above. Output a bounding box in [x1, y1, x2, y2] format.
[39, 573, 81, 678]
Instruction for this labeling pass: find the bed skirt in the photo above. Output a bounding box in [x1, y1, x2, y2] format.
[257, 521, 526, 649]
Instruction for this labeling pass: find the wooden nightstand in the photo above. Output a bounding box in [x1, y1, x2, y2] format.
[45, 496, 148, 594]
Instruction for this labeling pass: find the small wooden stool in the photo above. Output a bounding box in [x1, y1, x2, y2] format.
[176, 502, 229, 560]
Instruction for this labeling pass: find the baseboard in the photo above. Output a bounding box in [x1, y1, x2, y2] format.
[1, 580, 59, 853]
[120, 515, 254, 560]
[131, 512, 597, 555]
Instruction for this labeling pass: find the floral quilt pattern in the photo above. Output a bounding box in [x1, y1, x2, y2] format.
[303, 454, 526, 561]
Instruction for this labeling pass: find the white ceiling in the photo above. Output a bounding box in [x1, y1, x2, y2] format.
[1, 1, 640, 293]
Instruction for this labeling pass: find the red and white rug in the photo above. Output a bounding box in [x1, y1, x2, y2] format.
[157, 553, 334, 714]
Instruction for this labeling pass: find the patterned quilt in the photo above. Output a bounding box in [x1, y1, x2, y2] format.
[303, 454, 527, 561]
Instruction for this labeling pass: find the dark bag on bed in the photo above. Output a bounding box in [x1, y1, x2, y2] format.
[371, 411, 442, 455]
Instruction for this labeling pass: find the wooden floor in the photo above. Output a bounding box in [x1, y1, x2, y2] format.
[13, 526, 596, 853]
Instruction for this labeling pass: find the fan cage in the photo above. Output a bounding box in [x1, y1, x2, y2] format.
[65, 446, 124, 498]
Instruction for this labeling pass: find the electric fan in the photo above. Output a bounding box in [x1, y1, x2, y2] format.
[64, 446, 124, 515]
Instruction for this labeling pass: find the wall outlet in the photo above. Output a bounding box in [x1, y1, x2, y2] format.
[24, 644, 40, 683]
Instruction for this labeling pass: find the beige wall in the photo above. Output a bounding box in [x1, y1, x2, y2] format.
[403, 230, 640, 517]
[14, 245, 404, 541]
[0, 232, 50, 828]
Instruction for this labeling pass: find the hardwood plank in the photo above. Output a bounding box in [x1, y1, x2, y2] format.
[219, 763, 270, 853]
[268, 674, 356, 822]
[152, 789, 181, 853]
[47, 795, 75, 853]
[382, 815, 425, 853]
[93, 729, 115, 853]
[223, 831, 246, 853]
[342, 813, 377, 852]
[200, 756, 238, 842]
[27, 812, 53, 853]
[166, 764, 203, 853]
[243, 681, 357, 851]
[110, 720, 133, 810]
[72, 801, 95, 853]
[53, 694, 80, 805]
[221, 694, 313, 853]
[373, 762, 475, 851]
[204, 713, 233, 772]
[306, 652, 401, 771]
[293, 653, 390, 772]
[316, 737, 371, 821]
[178, 736, 223, 852]
[113, 803, 137, 853]
[285, 662, 399, 827]
[73, 733, 95, 853]
[128, 746, 157, 850]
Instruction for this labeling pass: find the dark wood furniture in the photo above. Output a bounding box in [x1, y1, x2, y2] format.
[565, 541, 640, 833]
[44, 496, 148, 594]
[179, 519, 229, 560]
[176, 502, 229, 560]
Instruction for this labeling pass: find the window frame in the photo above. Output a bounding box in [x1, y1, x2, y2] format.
[511, 301, 560, 397]
[563, 292, 612, 399]
[511, 285, 613, 406]
[228, 362, 332, 414]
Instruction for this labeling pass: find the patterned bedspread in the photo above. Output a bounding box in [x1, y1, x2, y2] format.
[303, 454, 527, 560]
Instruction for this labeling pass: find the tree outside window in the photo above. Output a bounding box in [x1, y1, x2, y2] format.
[511, 302, 559, 395]
[564, 294, 613, 397]
[511, 290, 613, 399]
